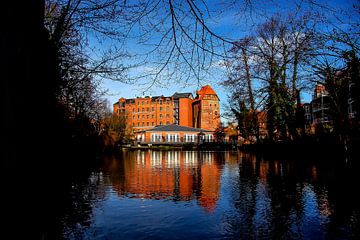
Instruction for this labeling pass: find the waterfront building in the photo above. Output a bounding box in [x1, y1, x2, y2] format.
[113, 85, 221, 133]
[135, 124, 214, 144]
[192, 85, 221, 131]
[311, 84, 332, 125]
[305, 74, 359, 132]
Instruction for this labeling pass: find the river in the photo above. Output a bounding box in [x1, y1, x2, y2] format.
[52, 150, 359, 239]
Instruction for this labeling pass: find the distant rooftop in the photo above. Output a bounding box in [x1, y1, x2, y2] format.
[172, 92, 193, 99]
[113, 85, 218, 105]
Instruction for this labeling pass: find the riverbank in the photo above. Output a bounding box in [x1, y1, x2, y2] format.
[119, 142, 237, 151]
[239, 139, 359, 165]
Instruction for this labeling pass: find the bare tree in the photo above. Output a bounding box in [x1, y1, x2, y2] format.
[309, 2, 360, 157]
[44, 0, 238, 88]
[222, 36, 262, 141]
[223, 13, 318, 141]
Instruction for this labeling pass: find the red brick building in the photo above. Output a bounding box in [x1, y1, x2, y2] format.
[113, 95, 175, 131]
[192, 85, 221, 131]
[113, 85, 221, 132]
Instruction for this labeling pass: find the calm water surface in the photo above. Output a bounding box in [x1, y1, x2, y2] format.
[58, 150, 359, 239]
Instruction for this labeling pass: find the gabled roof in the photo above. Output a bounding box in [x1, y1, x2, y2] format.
[196, 85, 217, 96]
[172, 92, 193, 99]
[142, 124, 212, 132]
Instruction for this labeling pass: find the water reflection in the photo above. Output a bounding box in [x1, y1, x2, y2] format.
[58, 150, 359, 239]
[104, 150, 224, 212]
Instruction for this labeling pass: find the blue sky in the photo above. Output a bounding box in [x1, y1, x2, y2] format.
[98, 0, 357, 120]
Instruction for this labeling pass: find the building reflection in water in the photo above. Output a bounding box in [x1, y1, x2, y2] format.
[60, 151, 359, 240]
[107, 150, 223, 212]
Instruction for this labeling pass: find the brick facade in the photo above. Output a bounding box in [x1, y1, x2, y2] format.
[192, 85, 220, 131]
[113, 85, 220, 132]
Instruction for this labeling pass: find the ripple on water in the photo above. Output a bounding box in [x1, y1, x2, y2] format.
[60, 151, 360, 240]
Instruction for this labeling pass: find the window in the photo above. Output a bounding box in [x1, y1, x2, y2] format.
[133, 123, 135, 126]
[166, 121, 170, 125]
[184, 134, 197, 142]
[137, 108, 140, 112]
[142, 115, 145, 119]
[166, 106, 170, 112]
[152, 122, 154, 126]
[215, 111, 218, 116]
[160, 107, 162, 111]
[151, 133, 162, 142]
[152, 115, 154, 118]
[215, 104, 217, 107]
[142, 101, 144, 105]
[142, 122, 144, 126]
[137, 102, 140, 105]
[147, 122, 149, 126]
[137, 122, 140, 126]
[160, 114, 162, 119]
[133, 108, 135, 112]
[147, 107, 149, 111]
[160, 100, 163, 105]
[166, 114, 170, 118]
[146, 101, 149, 104]
[147, 115, 149, 119]
[166, 133, 180, 142]
[137, 115, 140, 119]
[210, 104, 212, 107]
[160, 121, 163, 125]
[133, 115, 135, 119]
[204, 134, 213, 142]
[152, 107, 154, 111]
[142, 108, 144, 112]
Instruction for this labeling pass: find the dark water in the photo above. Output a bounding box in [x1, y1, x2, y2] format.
[56, 150, 359, 239]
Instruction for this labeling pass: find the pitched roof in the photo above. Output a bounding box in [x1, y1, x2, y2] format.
[143, 124, 212, 132]
[196, 85, 217, 96]
[172, 92, 193, 99]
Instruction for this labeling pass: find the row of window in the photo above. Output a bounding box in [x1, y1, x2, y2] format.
[133, 121, 170, 127]
[132, 106, 171, 113]
[136, 100, 171, 105]
[133, 114, 171, 119]
[121, 101, 217, 109]
[118, 108, 217, 116]
[148, 133, 213, 142]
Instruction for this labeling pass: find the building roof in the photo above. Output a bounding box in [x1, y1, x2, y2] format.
[196, 85, 217, 96]
[147, 95, 171, 100]
[113, 95, 173, 105]
[141, 124, 212, 132]
[172, 92, 193, 99]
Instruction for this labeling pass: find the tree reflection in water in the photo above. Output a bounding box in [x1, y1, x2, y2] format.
[54, 150, 359, 239]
